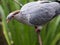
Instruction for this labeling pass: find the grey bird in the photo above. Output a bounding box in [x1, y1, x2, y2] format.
[6, 1, 60, 31]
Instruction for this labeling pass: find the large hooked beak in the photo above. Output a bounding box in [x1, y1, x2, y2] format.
[6, 10, 20, 23]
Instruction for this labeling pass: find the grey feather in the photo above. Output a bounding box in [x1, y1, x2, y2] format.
[19, 2, 60, 26]
[29, 2, 60, 26]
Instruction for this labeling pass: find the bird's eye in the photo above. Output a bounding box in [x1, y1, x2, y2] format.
[12, 15, 14, 17]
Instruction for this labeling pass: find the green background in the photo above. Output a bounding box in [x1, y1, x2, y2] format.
[0, 0, 60, 45]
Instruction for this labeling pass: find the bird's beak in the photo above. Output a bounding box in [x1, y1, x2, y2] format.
[6, 19, 10, 23]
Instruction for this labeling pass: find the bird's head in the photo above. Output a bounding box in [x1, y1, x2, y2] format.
[6, 10, 20, 23]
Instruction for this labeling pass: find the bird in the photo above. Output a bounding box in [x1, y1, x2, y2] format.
[6, 1, 60, 45]
[6, 1, 60, 32]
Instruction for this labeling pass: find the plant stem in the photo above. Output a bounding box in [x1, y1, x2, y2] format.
[14, 0, 23, 7]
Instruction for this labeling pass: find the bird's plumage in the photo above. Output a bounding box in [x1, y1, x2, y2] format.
[20, 2, 60, 26]
[29, 2, 60, 25]
[7, 1, 60, 26]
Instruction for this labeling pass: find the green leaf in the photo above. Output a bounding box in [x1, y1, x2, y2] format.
[0, 5, 11, 45]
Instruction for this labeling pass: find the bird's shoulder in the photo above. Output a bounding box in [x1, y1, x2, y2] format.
[20, 1, 51, 11]
[21, 1, 40, 11]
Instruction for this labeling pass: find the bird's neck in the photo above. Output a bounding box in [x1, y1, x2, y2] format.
[14, 13, 32, 25]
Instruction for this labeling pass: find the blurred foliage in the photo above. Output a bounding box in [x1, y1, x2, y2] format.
[0, 0, 60, 45]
